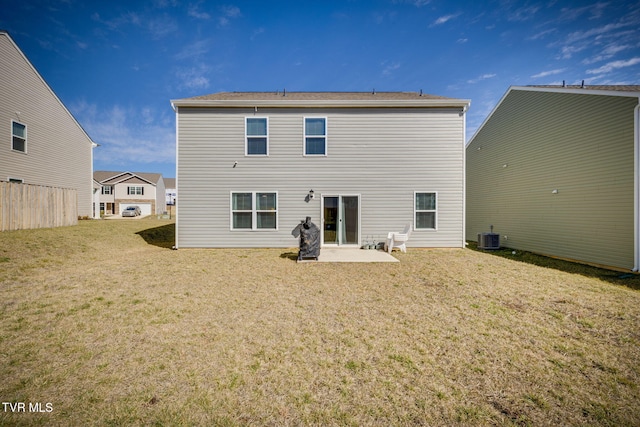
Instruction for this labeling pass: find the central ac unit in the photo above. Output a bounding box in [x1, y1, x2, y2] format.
[478, 225, 500, 250]
[478, 233, 500, 249]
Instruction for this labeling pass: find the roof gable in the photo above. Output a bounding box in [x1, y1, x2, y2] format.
[0, 31, 95, 147]
[94, 171, 161, 186]
[469, 84, 640, 144]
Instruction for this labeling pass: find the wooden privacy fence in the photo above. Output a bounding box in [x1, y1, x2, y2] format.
[0, 181, 78, 231]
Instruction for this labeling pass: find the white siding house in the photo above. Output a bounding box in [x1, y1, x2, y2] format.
[172, 92, 470, 249]
[466, 85, 640, 271]
[0, 31, 95, 219]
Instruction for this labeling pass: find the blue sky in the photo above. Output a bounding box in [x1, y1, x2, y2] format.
[3, 0, 640, 179]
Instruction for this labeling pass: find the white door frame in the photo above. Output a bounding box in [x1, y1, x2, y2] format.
[320, 194, 361, 247]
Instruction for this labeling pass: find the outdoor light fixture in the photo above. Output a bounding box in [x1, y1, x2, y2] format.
[308, 189, 315, 199]
[552, 189, 559, 194]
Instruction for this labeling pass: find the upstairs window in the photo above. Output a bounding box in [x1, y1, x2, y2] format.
[12, 121, 26, 153]
[101, 186, 113, 195]
[246, 117, 268, 155]
[415, 192, 437, 230]
[304, 117, 327, 156]
[128, 186, 144, 195]
[231, 192, 277, 230]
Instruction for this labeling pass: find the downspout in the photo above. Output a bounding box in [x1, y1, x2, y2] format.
[634, 99, 640, 271]
[462, 103, 469, 248]
[172, 102, 179, 250]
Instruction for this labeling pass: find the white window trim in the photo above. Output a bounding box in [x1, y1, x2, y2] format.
[230, 191, 278, 231]
[127, 186, 144, 195]
[11, 120, 27, 154]
[101, 185, 113, 195]
[245, 117, 269, 156]
[414, 191, 438, 231]
[303, 116, 328, 156]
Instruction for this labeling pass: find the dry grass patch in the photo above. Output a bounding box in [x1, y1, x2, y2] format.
[1, 218, 639, 426]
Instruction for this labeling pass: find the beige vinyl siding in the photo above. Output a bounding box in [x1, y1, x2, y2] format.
[466, 89, 636, 270]
[177, 107, 465, 248]
[0, 33, 93, 217]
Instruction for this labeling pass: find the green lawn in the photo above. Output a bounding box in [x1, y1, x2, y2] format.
[1, 217, 639, 426]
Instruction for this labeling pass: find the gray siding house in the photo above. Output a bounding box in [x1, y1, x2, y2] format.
[466, 85, 640, 271]
[0, 31, 95, 218]
[172, 91, 470, 249]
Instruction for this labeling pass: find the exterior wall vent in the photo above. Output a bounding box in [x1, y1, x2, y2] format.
[478, 225, 500, 250]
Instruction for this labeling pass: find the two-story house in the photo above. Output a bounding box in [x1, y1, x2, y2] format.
[171, 91, 470, 249]
[0, 31, 96, 221]
[94, 171, 166, 216]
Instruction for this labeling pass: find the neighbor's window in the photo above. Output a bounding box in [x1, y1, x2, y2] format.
[231, 192, 277, 230]
[304, 117, 327, 155]
[246, 117, 268, 155]
[12, 121, 26, 153]
[101, 185, 112, 195]
[127, 186, 144, 195]
[415, 192, 437, 229]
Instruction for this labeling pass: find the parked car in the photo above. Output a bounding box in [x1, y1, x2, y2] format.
[122, 206, 141, 217]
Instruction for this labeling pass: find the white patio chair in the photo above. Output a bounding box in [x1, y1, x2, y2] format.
[385, 223, 412, 253]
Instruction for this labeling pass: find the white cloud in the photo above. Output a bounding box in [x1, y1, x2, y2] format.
[586, 57, 640, 74]
[392, 0, 431, 7]
[381, 61, 401, 76]
[528, 28, 556, 41]
[176, 64, 211, 90]
[72, 101, 175, 166]
[565, 22, 629, 44]
[531, 68, 566, 79]
[251, 27, 265, 40]
[221, 5, 241, 18]
[218, 5, 241, 26]
[466, 73, 496, 84]
[432, 14, 460, 26]
[145, 14, 179, 39]
[188, 3, 210, 20]
[507, 5, 540, 22]
[92, 10, 177, 39]
[559, 2, 609, 21]
[558, 43, 588, 59]
[582, 42, 632, 64]
[173, 39, 212, 60]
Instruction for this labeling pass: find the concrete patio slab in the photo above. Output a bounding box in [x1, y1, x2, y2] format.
[300, 248, 399, 263]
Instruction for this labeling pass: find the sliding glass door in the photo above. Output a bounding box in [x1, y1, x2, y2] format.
[322, 195, 360, 246]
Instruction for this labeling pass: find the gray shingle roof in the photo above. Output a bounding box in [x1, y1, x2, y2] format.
[94, 171, 162, 185]
[184, 91, 451, 101]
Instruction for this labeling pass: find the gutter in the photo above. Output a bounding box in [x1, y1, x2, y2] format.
[634, 98, 640, 271]
[170, 98, 471, 109]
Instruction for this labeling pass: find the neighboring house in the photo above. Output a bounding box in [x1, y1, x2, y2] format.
[165, 178, 176, 205]
[0, 31, 96, 218]
[94, 171, 166, 216]
[171, 91, 470, 249]
[466, 85, 640, 271]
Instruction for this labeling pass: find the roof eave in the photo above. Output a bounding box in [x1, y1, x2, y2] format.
[512, 85, 640, 98]
[171, 98, 471, 109]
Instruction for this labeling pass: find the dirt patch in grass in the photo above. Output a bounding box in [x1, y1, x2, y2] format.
[1, 218, 639, 426]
